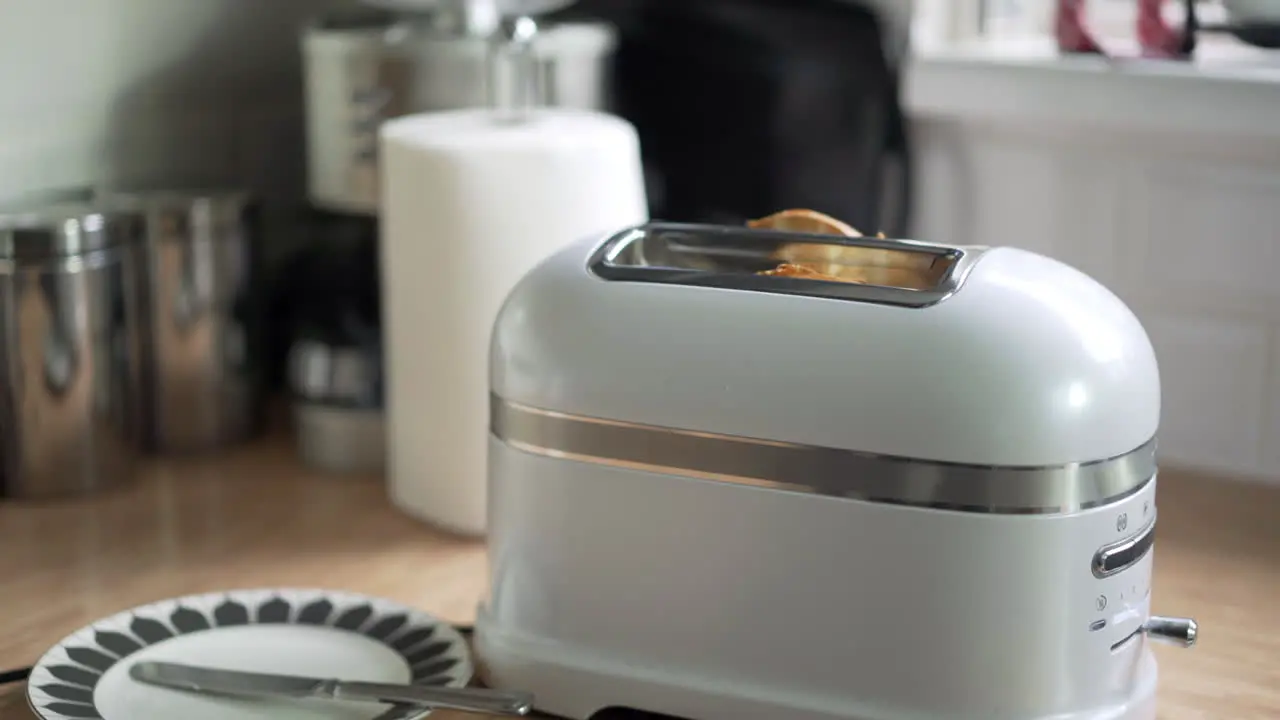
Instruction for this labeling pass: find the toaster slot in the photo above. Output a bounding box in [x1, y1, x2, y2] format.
[587, 222, 983, 308]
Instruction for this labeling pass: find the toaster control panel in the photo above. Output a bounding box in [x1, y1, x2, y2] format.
[1092, 512, 1157, 578]
[1086, 489, 1158, 645]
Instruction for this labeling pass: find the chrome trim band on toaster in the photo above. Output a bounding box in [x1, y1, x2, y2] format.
[490, 394, 1157, 515]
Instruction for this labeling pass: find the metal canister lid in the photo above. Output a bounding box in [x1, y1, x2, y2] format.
[0, 203, 127, 261]
[98, 188, 253, 243]
[100, 188, 250, 213]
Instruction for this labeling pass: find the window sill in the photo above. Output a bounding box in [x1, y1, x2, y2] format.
[904, 36, 1280, 138]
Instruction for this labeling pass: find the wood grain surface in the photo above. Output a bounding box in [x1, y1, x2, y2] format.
[0, 436, 1276, 719]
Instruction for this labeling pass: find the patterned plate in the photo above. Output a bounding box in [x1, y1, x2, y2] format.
[26, 589, 474, 720]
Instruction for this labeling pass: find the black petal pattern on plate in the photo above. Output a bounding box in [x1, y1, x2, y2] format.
[213, 600, 250, 626]
[33, 593, 467, 720]
[334, 604, 373, 631]
[391, 626, 435, 652]
[366, 614, 408, 640]
[92, 631, 141, 658]
[45, 666, 99, 688]
[40, 702, 101, 719]
[38, 685, 94, 704]
[129, 617, 173, 644]
[413, 657, 459, 680]
[296, 599, 333, 625]
[169, 606, 211, 633]
[256, 598, 291, 624]
[64, 648, 114, 673]
[405, 641, 451, 666]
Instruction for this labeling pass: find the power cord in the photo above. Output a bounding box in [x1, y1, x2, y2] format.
[0, 667, 30, 686]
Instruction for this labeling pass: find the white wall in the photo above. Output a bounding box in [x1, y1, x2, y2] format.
[0, 0, 349, 206]
[910, 114, 1280, 483]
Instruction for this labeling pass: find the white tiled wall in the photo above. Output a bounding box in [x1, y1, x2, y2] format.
[913, 118, 1280, 482]
[0, 0, 349, 205]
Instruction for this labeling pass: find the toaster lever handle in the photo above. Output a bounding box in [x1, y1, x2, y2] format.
[1143, 616, 1198, 648]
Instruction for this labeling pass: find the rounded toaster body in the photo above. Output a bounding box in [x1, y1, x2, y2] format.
[477, 224, 1181, 720]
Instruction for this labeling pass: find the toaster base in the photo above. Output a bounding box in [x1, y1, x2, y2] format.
[474, 608, 1159, 720]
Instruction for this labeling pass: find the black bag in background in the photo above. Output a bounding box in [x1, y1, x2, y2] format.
[552, 0, 911, 236]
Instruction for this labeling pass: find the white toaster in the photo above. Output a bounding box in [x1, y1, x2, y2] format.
[475, 222, 1199, 720]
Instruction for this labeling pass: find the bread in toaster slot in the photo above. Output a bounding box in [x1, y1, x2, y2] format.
[749, 208, 948, 290]
[759, 261, 939, 289]
[746, 208, 864, 237]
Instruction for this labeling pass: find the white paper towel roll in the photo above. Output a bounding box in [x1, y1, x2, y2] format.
[379, 108, 648, 536]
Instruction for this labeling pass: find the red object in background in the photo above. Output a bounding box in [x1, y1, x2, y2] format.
[1056, 0, 1196, 59]
[1137, 0, 1184, 56]
[1055, 0, 1106, 54]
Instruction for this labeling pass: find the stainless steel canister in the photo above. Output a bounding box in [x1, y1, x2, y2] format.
[0, 204, 142, 499]
[105, 190, 265, 454]
[302, 6, 617, 214]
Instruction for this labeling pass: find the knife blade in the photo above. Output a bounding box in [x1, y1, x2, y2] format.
[129, 661, 534, 716]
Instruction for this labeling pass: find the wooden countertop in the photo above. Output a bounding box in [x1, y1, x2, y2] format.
[1, 436, 1277, 719]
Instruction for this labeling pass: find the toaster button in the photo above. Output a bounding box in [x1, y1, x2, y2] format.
[1092, 514, 1157, 578]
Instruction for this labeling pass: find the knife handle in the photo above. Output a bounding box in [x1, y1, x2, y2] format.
[334, 681, 535, 716]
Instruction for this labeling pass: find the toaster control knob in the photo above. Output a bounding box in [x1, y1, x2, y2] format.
[1142, 616, 1198, 648]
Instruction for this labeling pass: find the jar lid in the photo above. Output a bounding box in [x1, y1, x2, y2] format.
[0, 203, 132, 261]
[98, 188, 253, 230]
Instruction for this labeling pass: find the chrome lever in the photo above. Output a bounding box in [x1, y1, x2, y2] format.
[1143, 615, 1198, 648]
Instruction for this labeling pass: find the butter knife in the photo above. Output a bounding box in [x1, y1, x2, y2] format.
[129, 661, 534, 716]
